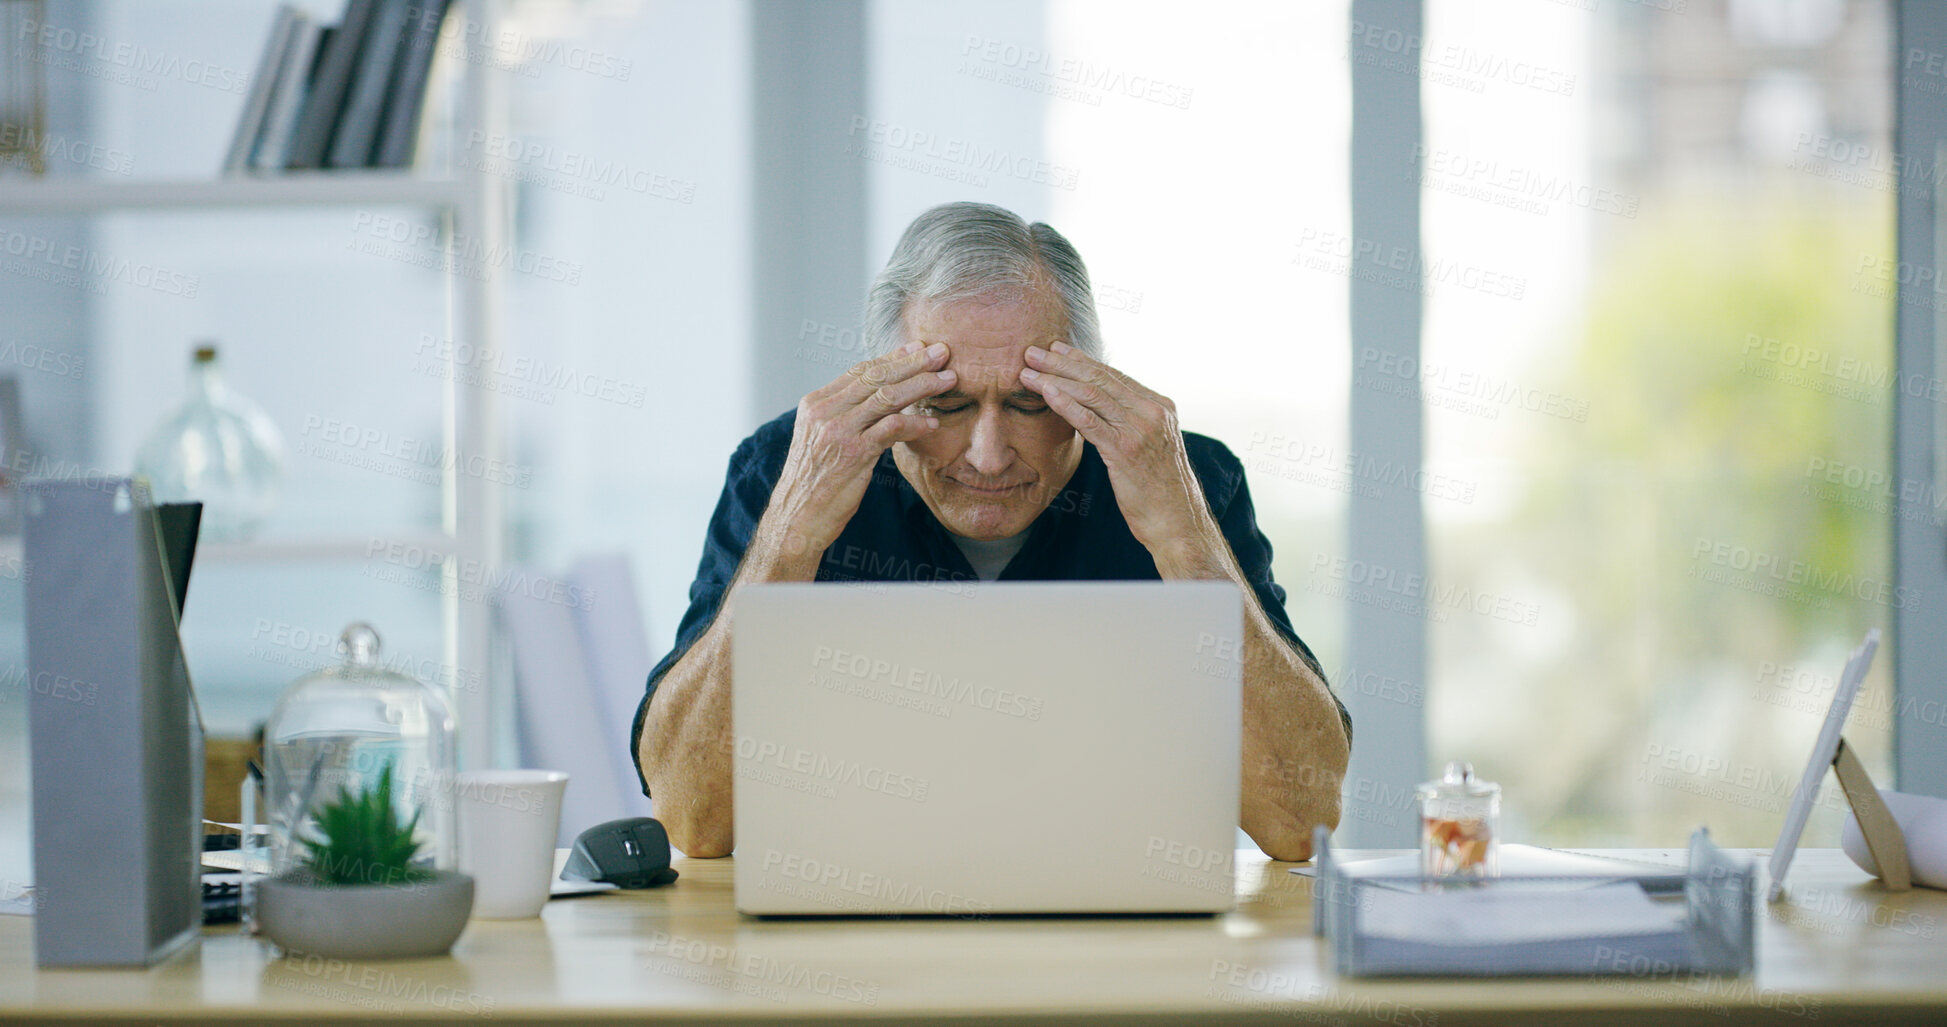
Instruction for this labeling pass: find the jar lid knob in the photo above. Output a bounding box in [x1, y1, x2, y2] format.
[339, 623, 382, 667]
[1442, 760, 1475, 786]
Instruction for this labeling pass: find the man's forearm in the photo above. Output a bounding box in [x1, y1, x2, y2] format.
[1153, 525, 1350, 862]
[638, 516, 826, 857]
[1235, 606, 1347, 861]
[638, 620, 735, 856]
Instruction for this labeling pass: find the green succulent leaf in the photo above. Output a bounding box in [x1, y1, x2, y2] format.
[296, 763, 434, 887]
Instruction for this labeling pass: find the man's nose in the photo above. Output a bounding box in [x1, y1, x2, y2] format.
[964, 406, 1013, 477]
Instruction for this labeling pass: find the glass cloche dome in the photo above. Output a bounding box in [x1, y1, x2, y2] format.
[259, 623, 456, 880]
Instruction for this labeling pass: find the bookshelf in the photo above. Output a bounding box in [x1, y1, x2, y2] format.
[0, 531, 468, 565]
[4, 0, 512, 770]
[0, 172, 471, 213]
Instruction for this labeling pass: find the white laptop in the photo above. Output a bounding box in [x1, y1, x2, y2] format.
[732, 581, 1242, 915]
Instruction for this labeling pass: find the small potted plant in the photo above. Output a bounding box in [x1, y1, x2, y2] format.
[254, 765, 474, 959]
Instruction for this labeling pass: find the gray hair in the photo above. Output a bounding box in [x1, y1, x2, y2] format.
[862, 202, 1102, 361]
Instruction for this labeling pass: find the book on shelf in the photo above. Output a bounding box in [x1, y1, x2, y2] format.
[231, 0, 454, 175]
[326, 0, 414, 167]
[220, 4, 300, 173]
[375, 0, 455, 168]
[251, 15, 324, 171]
[284, 0, 378, 170]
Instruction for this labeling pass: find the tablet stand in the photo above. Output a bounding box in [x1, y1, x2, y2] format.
[1831, 737, 1912, 891]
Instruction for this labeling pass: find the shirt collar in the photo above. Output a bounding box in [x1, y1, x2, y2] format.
[878, 445, 1105, 576]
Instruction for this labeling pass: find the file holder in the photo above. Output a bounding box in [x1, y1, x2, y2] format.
[1312, 826, 1756, 978]
[26, 479, 204, 967]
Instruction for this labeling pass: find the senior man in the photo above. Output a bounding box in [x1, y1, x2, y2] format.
[633, 201, 1350, 860]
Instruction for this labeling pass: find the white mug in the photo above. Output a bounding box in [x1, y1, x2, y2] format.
[454, 769, 569, 919]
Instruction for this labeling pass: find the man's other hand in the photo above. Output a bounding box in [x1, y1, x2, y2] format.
[768, 341, 957, 556]
[1018, 342, 1216, 561]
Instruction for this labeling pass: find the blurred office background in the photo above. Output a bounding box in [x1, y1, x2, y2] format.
[0, 0, 1918, 878]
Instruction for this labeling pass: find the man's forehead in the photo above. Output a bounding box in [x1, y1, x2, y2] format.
[905, 289, 1065, 383]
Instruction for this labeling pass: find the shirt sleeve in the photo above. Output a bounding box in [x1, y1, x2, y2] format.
[1190, 435, 1353, 745]
[629, 425, 786, 797]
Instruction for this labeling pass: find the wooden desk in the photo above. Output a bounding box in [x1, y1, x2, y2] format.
[3, 849, 1943, 1025]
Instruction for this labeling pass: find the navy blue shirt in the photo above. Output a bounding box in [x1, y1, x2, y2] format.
[630, 409, 1349, 794]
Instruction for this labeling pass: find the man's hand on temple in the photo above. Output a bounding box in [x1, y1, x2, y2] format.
[766, 340, 957, 556]
[1018, 341, 1221, 570]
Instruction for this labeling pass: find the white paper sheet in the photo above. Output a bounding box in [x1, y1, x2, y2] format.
[1359, 881, 1683, 946]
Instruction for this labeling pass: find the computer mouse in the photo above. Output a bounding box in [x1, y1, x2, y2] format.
[560, 817, 680, 889]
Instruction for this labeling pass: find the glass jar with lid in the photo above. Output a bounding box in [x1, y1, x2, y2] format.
[258, 623, 456, 881]
[1416, 760, 1500, 879]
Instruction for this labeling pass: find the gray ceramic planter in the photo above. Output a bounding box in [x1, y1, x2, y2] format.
[256, 870, 474, 959]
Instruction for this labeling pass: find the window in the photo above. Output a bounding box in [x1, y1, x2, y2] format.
[1421, 0, 1895, 845]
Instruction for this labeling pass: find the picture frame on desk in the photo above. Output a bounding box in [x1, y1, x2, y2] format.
[1766, 628, 1913, 900]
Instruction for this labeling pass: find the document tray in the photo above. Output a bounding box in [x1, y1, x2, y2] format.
[1311, 827, 1755, 978]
